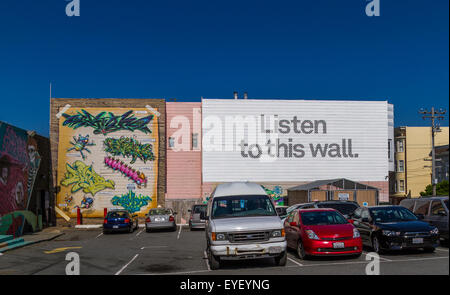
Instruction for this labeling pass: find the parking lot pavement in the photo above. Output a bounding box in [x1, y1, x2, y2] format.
[0, 227, 448, 275]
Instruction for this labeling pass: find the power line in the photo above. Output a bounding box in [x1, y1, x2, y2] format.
[418, 107, 447, 196]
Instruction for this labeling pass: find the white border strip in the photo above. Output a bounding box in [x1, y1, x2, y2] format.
[115, 254, 139, 275]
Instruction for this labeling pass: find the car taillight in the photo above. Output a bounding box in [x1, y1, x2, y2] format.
[124, 218, 130, 223]
[169, 216, 174, 222]
[104, 219, 108, 224]
[145, 217, 150, 222]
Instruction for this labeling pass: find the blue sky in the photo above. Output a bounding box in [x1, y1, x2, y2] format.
[0, 0, 448, 137]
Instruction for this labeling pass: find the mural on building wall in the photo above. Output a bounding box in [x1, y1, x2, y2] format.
[67, 134, 95, 160]
[57, 108, 159, 218]
[104, 137, 155, 164]
[111, 190, 152, 214]
[262, 185, 286, 206]
[0, 123, 41, 237]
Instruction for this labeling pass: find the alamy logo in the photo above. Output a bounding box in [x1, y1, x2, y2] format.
[65, 252, 80, 275]
[365, 252, 380, 275]
[365, 0, 380, 17]
[66, 0, 80, 17]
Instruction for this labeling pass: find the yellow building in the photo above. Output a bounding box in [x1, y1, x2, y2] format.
[391, 126, 449, 199]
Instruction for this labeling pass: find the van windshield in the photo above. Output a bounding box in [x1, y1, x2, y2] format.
[211, 195, 277, 219]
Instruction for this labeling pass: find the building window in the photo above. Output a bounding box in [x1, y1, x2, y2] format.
[398, 160, 404, 172]
[399, 180, 405, 192]
[394, 181, 398, 193]
[397, 140, 404, 152]
[192, 133, 199, 149]
[168, 137, 175, 148]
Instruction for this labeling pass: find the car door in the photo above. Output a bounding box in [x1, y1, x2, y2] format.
[284, 211, 296, 248]
[359, 208, 373, 245]
[290, 211, 302, 246]
[351, 208, 366, 243]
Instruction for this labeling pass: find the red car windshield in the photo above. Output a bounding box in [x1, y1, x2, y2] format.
[300, 211, 348, 225]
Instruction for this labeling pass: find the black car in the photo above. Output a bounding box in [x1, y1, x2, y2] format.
[350, 205, 440, 253]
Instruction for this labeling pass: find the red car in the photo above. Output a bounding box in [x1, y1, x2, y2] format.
[284, 208, 362, 259]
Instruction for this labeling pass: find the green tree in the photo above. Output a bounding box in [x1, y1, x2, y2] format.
[420, 180, 449, 196]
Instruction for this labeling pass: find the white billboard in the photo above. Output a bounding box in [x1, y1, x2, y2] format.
[202, 99, 389, 182]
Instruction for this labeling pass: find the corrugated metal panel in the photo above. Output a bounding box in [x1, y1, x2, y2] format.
[202, 99, 389, 182]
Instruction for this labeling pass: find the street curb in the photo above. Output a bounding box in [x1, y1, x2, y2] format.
[0, 232, 65, 253]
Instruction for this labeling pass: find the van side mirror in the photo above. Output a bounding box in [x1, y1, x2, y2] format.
[438, 210, 447, 216]
[289, 221, 297, 227]
[348, 219, 354, 224]
[361, 217, 370, 223]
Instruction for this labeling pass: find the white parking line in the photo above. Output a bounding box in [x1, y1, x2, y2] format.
[115, 254, 139, 275]
[203, 251, 211, 271]
[140, 246, 168, 250]
[436, 248, 449, 252]
[95, 233, 103, 239]
[177, 225, 183, 240]
[287, 255, 304, 266]
[136, 229, 144, 237]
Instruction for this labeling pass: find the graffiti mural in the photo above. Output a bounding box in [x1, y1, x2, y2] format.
[62, 109, 154, 135]
[104, 137, 155, 164]
[0, 123, 41, 237]
[262, 185, 286, 206]
[60, 160, 115, 195]
[67, 134, 95, 160]
[57, 108, 159, 218]
[111, 190, 152, 214]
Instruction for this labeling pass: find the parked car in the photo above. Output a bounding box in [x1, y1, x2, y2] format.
[145, 207, 177, 232]
[284, 208, 362, 259]
[203, 182, 287, 270]
[189, 204, 207, 230]
[103, 209, 138, 234]
[399, 196, 449, 241]
[286, 200, 360, 220]
[350, 205, 440, 253]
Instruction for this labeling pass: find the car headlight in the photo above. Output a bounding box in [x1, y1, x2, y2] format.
[271, 229, 285, 238]
[305, 230, 319, 240]
[212, 232, 227, 241]
[382, 230, 401, 236]
[430, 227, 439, 235]
[353, 228, 360, 238]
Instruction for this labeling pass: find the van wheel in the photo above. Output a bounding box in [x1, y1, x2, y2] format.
[208, 247, 220, 270]
[297, 240, 307, 259]
[275, 251, 287, 266]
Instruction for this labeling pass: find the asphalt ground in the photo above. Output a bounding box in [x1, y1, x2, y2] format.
[0, 226, 448, 275]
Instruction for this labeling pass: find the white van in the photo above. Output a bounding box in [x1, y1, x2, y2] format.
[202, 182, 287, 269]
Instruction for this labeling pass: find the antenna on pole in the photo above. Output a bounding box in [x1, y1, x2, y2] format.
[50, 82, 52, 99]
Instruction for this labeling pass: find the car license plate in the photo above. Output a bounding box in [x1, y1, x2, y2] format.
[113, 225, 119, 229]
[412, 238, 423, 244]
[269, 246, 282, 254]
[155, 218, 162, 222]
[333, 242, 345, 249]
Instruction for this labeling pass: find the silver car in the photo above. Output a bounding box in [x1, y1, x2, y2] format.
[188, 204, 207, 230]
[145, 208, 177, 232]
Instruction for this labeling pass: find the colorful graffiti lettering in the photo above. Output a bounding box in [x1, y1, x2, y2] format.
[111, 190, 152, 213]
[104, 137, 155, 164]
[67, 134, 95, 160]
[104, 156, 148, 186]
[60, 160, 115, 196]
[62, 110, 154, 135]
[262, 185, 285, 206]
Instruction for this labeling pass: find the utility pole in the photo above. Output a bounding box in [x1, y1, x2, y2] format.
[419, 107, 446, 196]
